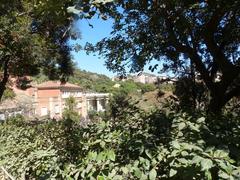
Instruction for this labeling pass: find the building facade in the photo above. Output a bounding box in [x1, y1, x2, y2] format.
[31, 81, 109, 119]
[112, 73, 174, 84]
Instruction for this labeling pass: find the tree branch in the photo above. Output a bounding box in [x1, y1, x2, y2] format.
[163, 9, 214, 90]
[223, 84, 240, 105]
[203, 8, 234, 72]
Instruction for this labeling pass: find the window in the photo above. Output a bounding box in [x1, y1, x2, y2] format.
[77, 102, 82, 108]
[41, 107, 48, 116]
[0, 114, 5, 121]
[54, 105, 60, 114]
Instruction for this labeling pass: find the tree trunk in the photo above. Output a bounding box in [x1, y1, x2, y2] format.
[208, 90, 234, 115]
[0, 60, 9, 101]
[207, 84, 226, 114]
[208, 96, 224, 115]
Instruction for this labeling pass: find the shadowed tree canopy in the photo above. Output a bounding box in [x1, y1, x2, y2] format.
[0, 0, 120, 101]
[84, 0, 240, 113]
[0, 0, 82, 100]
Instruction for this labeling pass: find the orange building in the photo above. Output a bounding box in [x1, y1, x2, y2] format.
[31, 81, 108, 119]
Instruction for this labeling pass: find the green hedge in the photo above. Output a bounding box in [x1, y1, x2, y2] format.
[0, 110, 240, 179]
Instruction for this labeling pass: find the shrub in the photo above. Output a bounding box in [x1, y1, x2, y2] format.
[2, 87, 16, 100]
[0, 108, 239, 179]
[174, 77, 208, 111]
[62, 96, 81, 123]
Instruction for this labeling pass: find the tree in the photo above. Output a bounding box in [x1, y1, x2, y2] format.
[174, 76, 208, 111]
[85, 0, 240, 113]
[0, 0, 80, 101]
[62, 96, 81, 122]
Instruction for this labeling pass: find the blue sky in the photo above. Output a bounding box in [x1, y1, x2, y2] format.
[70, 16, 114, 77]
[70, 16, 164, 77]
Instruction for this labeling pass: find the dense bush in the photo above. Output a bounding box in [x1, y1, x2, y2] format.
[0, 103, 240, 179]
[69, 69, 115, 93]
[137, 83, 156, 94]
[2, 87, 16, 101]
[62, 96, 81, 123]
[173, 77, 208, 111]
[158, 83, 175, 92]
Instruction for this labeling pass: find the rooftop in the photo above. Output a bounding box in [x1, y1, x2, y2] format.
[36, 81, 82, 90]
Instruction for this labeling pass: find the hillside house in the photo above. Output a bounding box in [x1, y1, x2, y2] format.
[30, 81, 109, 119]
[112, 73, 175, 84]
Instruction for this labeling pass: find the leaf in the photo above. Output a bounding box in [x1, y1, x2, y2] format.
[201, 159, 213, 171]
[172, 141, 180, 149]
[178, 122, 186, 130]
[88, 151, 97, 160]
[214, 150, 228, 158]
[97, 176, 105, 180]
[140, 174, 148, 180]
[178, 158, 189, 164]
[181, 151, 188, 156]
[134, 167, 142, 178]
[169, 169, 177, 177]
[113, 175, 123, 180]
[100, 141, 106, 148]
[96, 152, 106, 162]
[145, 149, 152, 158]
[67, 6, 80, 14]
[107, 150, 116, 161]
[188, 123, 200, 132]
[219, 171, 230, 179]
[85, 163, 93, 173]
[121, 167, 128, 174]
[205, 170, 212, 180]
[149, 169, 157, 180]
[192, 155, 203, 164]
[109, 169, 116, 178]
[219, 161, 232, 174]
[74, 171, 80, 179]
[83, 6, 90, 13]
[197, 117, 205, 123]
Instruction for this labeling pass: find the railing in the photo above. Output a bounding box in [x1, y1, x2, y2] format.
[85, 93, 109, 98]
[0, 166, 15, 180]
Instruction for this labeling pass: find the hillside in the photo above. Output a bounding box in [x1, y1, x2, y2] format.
[69, 69, 115, 92]
[131, 89, 175, 112]
[32, 69, 115, 93]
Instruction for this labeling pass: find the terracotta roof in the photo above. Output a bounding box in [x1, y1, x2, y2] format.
[36, 81, 81, 89]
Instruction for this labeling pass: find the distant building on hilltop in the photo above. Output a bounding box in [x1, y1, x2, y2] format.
[112, 72, 174, 84]
[131, 72, 158, 84]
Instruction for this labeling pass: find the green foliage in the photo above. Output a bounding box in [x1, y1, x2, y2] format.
[107, 89, 142, 121]
[139, 83, 156, 93]
[85, 0, 240, 113]
[31, 72, 49, 84]
[34, 69, 156, 95]
[0, 0, 85, 100]
[69, 69, 115, 92]
[1, 103, 239, 179]
[2, 87, 16, 101]
[87, 109, 107, 122]
[118, 80, 139, 94]
[162, 113, 240, 179]
[174, 77, 209, 111]
[114, 80, 156, 95]
[87, 109, 98, 120]
[62, 96, 81, 123]
[225, 97, 240, 116]
[159, 83, 175, 92]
